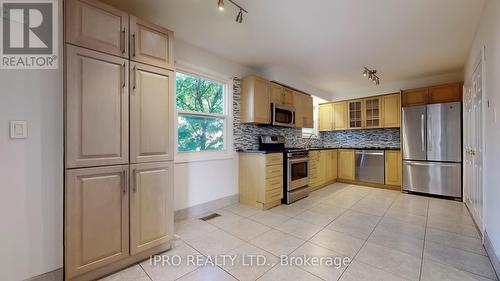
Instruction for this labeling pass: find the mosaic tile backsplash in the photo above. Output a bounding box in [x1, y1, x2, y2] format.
[232, 78, 400, 150]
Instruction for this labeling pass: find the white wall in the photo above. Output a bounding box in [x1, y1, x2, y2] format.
[0, 2, 63, 280]
[464, 0, 500, 264]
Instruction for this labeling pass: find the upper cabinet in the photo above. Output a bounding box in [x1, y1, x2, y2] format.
[383, 93, 401, 128]
[333, 102, 348, 130]
[319, 104, 333, 131]
[293, 92, 314, 128]
[402, 82, 462, 107]
[66, 0, 129, 58]
[130, 16, 174, 70]
[270, 83, 293, 106]
[363, 97, 382, 129]
[241, 75, 271, 124]
[348, 100, 363, 129]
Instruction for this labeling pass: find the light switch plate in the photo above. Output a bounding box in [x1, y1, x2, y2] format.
[10, 120, 28, 139]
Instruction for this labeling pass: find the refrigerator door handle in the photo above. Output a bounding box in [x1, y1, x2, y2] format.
[421, 114, 425, 152]
[428, 112, 432, 152]
[405, 161, 458, 168]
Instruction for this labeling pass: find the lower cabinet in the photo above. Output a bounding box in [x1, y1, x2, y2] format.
[239, 153, 283, 209]
[65, 165, 130, 279]
[65, 163, 173, 280]
[309, 150, 337, 190]
[130, 162, 174, 255]
[338, 149, 355, 181]
[385, 150, 402, 187]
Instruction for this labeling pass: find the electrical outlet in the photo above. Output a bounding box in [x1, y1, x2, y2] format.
[10, 120, 28, 139]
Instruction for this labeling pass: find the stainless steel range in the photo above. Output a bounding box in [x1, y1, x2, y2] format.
[258, 136, 310, 204]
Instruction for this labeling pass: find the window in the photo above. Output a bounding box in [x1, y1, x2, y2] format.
[302, 95, 327, 138]
[175, 70, 229, 157]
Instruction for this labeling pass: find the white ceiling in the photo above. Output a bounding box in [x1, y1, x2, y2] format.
[103, 0, 485, 99]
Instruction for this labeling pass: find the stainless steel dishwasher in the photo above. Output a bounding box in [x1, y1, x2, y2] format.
[355, 150, 385, 184]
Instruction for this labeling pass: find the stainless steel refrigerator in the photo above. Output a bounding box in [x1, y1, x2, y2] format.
[402, 102, 462, 198]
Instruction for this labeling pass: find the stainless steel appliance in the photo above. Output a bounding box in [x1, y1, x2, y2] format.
[402, 102, 462, 198]
[271, 103, 295, 127]
[258, 136, 310, 204]
[355, 150, 385, 184]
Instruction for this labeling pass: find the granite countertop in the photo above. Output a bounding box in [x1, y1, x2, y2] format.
[237, 146, 400, 153]
[236, 149, 283, 154]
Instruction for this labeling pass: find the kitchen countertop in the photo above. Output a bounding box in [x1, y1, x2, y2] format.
[237, 146, 400, 153]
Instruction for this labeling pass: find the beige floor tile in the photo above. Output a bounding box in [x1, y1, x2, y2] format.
[250, 229, 305, 256]
[356, 242, 422, 281]
[175, 219, 218, 242]
[384, 209, 427, 226]
[425, 228, 487, 256]
[308, 203, 347, 218]
[98, 265, 151, 281]
[368, 227, 424, 258]
[225, 204, 261, 218]
[275, 218, 323, 240]
[339, 260, 411, 281]
[309, 229, 364, 257]
[188, 229, 244, 256]
[258, 265, 323, 281]
[249, 211, 290, 227]
[291, 242, 350, 281]
[388, 203, 428, 217]
[222, 243, 279, 281]
[291, 196, 324, 209]
[326, 210, 381, 240]
[219, 218, 270, 241]
[427, 217, 480, 238]
[295, 210, 337, 227]
[321, 195, 363, 209]
[202, 209, 244, 229]
[377, 217, 426, 240]
[140, 242, 201, 281]
[424, 241, 497, 280]
[421, 258, 496, 281]
[176, 266, 237, 281]
[269, 203, 307, 217]
[349, 201, 391, 217]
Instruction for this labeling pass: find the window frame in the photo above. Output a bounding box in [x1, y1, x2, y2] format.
[174, 65, 234, 163]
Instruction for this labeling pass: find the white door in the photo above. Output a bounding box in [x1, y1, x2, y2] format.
[464, 55, 484, 233]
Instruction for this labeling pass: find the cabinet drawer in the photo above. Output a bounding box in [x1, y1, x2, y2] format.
[266, 153, 283, 166]
[309, 151, 320, 160]
[263, 188, 283, 203]
[266, 164, 283, 178]
[265, 176, 282, 191]
[309, 161, 318, 170]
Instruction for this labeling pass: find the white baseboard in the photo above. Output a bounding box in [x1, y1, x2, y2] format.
[484, 231, 500, 280]
[174, 194, 239, 222]
[25, 268, 63, 281]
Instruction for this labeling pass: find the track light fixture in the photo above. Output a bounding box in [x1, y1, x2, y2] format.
[216, 0, 248, 23]
[363, 67, 380, 85]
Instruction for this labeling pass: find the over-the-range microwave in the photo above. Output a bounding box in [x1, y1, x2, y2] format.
[271, 103, 295, 127]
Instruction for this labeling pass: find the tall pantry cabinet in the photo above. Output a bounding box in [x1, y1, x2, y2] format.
[64, 0, 175, 280]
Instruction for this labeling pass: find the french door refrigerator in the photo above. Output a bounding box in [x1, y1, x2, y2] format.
[402, 102, 462, 198]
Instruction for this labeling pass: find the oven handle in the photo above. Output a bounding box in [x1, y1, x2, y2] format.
[288, 158, 309, 164]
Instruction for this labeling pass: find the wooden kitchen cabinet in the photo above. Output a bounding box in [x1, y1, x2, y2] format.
[130, 15, 174, 70]
[130, 62, 174, 163]
[294, 92, 314, 128]
[239, 153, 283, 209]
[65, 165, 130, 279]
[319, 104, 333, 131]
[348, 100, 363, 129]
[383, 93, 401, 128]
[338, 149, 355, 181]
[328, 150, 338, 182]
[65, 45, 129, 168]
[402, 87, 429, 107]
[428, 83, 462, 104]
[65, 0, 129, 58]
[309, 150, 337, 190]
[240, 75, 271, 124]
[333, 101, 348, 130]
[270, 83, 293, 105]
[363, 97, 382, 128]
[130, 162, 174, 255]
[385, 150, 402, 187]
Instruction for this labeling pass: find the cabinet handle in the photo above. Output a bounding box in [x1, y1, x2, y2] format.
[134, 173, 138, 193]
[133, 65, 137, 90]
[122, 62, 126, 88]
[121, 28, 126, 54]
[123, 170, 128, 195]
[132, 33, 136, 57]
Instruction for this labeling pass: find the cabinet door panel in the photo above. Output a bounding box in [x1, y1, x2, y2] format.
[66, 0, 128, 57]
[428, 83, 462, 104]
[293, 92, 304, 128]
[348, 100, 363, 129]
[338, 149, 355, 180]
[283, 88, 294, 106]
[130, 62, 174, 163]
[333, 102, 347, 130]
[270, 83, 284, 104]
[66, 45, 129, 168]
[303, 95, 314, 128]
[65, 165, 129, 279]
[363, 97, 382, 128]
[130, 162, 174, 255]
[130, 16, 174, 70]
[319, 104, 333, 131]
[385, 150, 402, 186]
[402, 88, 428, 107]
[240, 76, 271, 124]
[383, 94, 401, 128]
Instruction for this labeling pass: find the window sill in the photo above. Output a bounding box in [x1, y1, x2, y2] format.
[174, 150, 235, 164]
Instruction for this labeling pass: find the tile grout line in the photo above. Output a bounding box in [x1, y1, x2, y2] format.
[418, 198, 430, 281]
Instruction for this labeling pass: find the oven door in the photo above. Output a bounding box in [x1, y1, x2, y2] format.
[287, 158, 309, 191]
[272, 103, 295, 127]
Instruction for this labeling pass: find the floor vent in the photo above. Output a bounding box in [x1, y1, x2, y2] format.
[199, 213, 221, 221]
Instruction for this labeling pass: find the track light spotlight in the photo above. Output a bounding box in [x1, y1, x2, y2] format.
[236, 9, 243, 23]
[362, 67, 380, 85]
[218, 0, 224, 10]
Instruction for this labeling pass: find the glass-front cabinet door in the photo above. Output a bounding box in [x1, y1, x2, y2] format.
[364, 97, 382, 128]
[348, 100, 363, 129]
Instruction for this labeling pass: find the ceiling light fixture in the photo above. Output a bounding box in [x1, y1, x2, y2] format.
[363, 67, 380, 85]
[217, 0, 248, 23]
